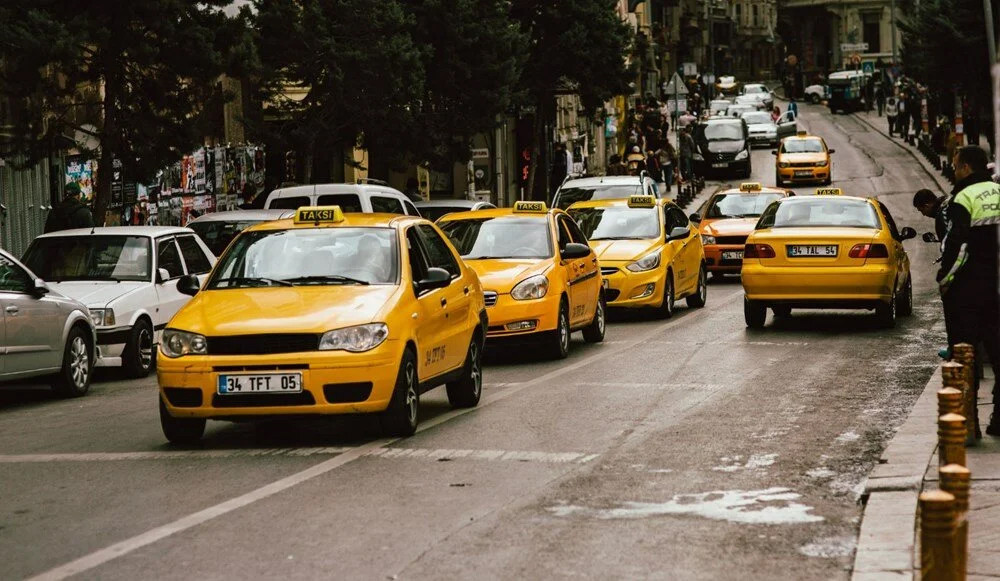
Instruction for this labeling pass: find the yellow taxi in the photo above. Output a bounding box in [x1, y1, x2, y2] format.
[773, 132, 835, 186]
[741, 189, 916, 329]
[692, 182, 792, 276]
[437, 201, 604, 360]
[157, 206, 487, 443]
[567, 195, 707, 318]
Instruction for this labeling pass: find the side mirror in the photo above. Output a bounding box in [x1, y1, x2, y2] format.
[771, 150, 778, 156]
[416, 267, 451, 293]
[667, 226, 690, 241]
[177, 274, 201, 297]
[561, 242, 591, 260]
[922, 232, 939, 243]
[828, 149, 836, 154]
[898, 227, 917, 241]
[689, 213, 702, 222]
[156, 268, 170, 284]
[31, 278, 49, 297]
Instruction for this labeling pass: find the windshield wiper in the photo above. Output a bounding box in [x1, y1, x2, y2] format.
[589, 236, 651, 240]
[212, 277, 293, 288]
[465, 255, 535, 260]
[282, 275, 370, 285]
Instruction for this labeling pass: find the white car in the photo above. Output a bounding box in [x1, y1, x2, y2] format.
[264, 181, 422, 216]
[740, 111, 799, 147]
[187, 209, 294, 256]
[739, 83, 774, 111]
[552, 175, 660, 210]
[709, 99, 732, 117]
[22, 227, 216, 378]
[804, 84, 828, 104]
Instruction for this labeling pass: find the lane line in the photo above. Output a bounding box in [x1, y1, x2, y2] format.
[0, 447, 354, 463]
[27, 288, 744, 581]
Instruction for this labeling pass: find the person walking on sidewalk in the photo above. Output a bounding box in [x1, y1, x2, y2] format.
[896, 94, 910, 139]
[937, 145, 1000, 436]
[875, 83, 885, 116]
[886, 95, 898, 136]
[679, 127, 696, 182]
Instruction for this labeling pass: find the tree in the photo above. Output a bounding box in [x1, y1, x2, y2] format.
[0, 1, 253, 223]
[511, 0, 633, 199]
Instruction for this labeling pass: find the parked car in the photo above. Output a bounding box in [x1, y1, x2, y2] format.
[187, 209, 294, 256]
[804, 84, 829, 104]
[739, 83, 775, 111]
[263, 181, 421, 216]
[692, 117, 752, 178]
[0, 249, 95, 397]
[734, 94, 768, 111]
[551, 175, 660, 210]
[21, 227, 216, 378]
[414, 199, 497, 223]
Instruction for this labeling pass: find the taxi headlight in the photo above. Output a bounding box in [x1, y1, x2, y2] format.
[511, 274, 549, 300]
[735, 149, 749, 160]
[319, 323, 389, 353]
[89, 308, 115, 327]
[778, 161, 790, 168]
[161, 329, 208, 358]
[627, 251, 661, 272]
[702, 235, 717, 245]
[815, 160, 828, 167]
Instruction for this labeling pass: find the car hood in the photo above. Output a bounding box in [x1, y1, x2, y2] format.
[47, 281, 148, 308]
[465, 259, 550, 294]
[701, 218, 758, 237]
[704, 140, 746, 153]
[169, 286, 400, 336]
[781, 152, 827, 163]
[589, 238, 661, 262]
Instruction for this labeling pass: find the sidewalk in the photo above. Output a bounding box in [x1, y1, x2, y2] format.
[852, 365, 999, 580]
[850, 110, 954, 196]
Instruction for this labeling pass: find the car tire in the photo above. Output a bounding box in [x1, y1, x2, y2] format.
[823, 174, 833, 186]
[772, 305, 792, 318]
[582, 294, 606, 343]
[810, 94, 821, 104]
[51, 326, 93, 398]
[159, 397, 206, 445]
[775, 171, 783, 186]
[686, 265, 708, 308]
[380, 349, 419, 437]
[655, 272, 675, 319]
[876, 291, 897, 328]
[898, 278, 914, 317]
[545, 300, 571, 360]
[123, 318, 154, 378]
[446, 335, 483, 408]
[744, 296, 767, 329]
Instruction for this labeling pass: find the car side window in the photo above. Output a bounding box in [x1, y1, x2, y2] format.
[267, 196, 311, 210]
[416, 224, 460, 278]
[371, 196, 405, 215]
[878, 202, 901, 239]
[560, 215, 588, 244]
[157, 238, 184, 279]
[645, 180, 657, 197]
[406, 228, 430, 289]
[0, 255, 31, 293]
[403, 200, 420, 216]
[555, 217, 572, 250]
[316, 194, 363, 213]
[666, 207, 689, 232]
[176, 236, 213, 274]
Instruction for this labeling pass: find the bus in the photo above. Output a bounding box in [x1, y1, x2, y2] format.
[827, 70, 867, 113]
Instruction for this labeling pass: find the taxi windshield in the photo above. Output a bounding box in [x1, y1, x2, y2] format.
[23, 235, 152, 282]
[439, 217, 552, 259]
[555, 184, 641, 209]
[757, 199, 880, 229]
[568, 206, 660, 240]
[208, 227, 399, 288]
[781, 139, 825, 153]
[706, 193, 784, 219]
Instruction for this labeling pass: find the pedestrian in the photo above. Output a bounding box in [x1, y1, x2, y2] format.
[937, 145, 1000, 436]
[679, 127, 696, 182]
[606, 153, 623, 176]
[886, 94, 898, 136]
[44, 182, 94, 233]
[550, 142, 569, 194]
[645, 149, 661, 184]
[787, 98, 798, 118]
[771, 106, 781, 123]
[657, 141, 676, 187]
[897, 93, 910, 138]
[403, 177, 423, 202]
[912, 188, 947, 241]
[626, 146, 645, 174]
[875, 83, 885, 116]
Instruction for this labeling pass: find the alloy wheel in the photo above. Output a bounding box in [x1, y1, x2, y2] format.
[70, 336, 89, 388]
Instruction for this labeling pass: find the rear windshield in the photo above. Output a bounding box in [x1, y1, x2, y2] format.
[189, 221, 262, 256]
[706, 193, 785, 219]
[420, 206, 469, 222]
[317, 194, 362, 213]
[268, 196, 310, 210]
[554, 184, 641, 209]
[757, 199, 880, 229]
[742, 112, 772, 125]
[700, 123, 744, 140]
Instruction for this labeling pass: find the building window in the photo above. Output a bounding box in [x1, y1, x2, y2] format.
[862, 12, 881, 53]
[734, 3, 741, 26]
[752, 5, 758, 27]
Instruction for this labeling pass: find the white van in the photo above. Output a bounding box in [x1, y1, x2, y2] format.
[263, 181, 421, 216]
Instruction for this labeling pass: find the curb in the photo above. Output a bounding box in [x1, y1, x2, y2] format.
[851, 367, 941, 580]
[849, 112, 953, 196]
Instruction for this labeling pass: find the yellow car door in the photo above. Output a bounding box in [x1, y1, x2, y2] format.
[415, 223, 471, 372]
[560, 214, 601, 318]
[404, 227, 451, 380]
[663, 205, 697, 292]
[556, 215, 596, 325]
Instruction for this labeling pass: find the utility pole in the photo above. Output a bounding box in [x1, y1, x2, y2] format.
[890, 0, 897, 64]
[985, 0, 998, 167]
[707, 0, 715, 100]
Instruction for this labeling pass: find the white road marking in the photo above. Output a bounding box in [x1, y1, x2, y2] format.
[0, 447, 353, 463]
[28, 290, 744, 581]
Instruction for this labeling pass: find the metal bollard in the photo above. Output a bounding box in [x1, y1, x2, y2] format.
[951, 343, 978, 442]
[938, 413, 967, 467]
[939, 464, 971, 581]
[920, 490, 959, 581]
[938, 388, 964, 418]
[941, 361, 968, 419]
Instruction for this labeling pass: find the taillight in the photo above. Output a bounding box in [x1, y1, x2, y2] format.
[849, 243, 889, 258]
[744, 243, 776, 258]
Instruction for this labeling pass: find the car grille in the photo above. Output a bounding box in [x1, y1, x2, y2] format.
[483, 291, 498, 307]
[600, 266, 619, 276]
[790, 161, 820, 167]
[605, 289, 621, 301]
[206, 334, 320, 355]
[212, 392, 316, 407]
[712, 152, 737, 161]
[716, 235, 748, 245]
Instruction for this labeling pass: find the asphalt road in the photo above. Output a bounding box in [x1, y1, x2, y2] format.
[0, 103, 950, 580]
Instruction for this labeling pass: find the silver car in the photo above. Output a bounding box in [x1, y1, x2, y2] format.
[187, 209, 294, 256]
[414, 199, 497, 222]
[0, 249, 95, 396]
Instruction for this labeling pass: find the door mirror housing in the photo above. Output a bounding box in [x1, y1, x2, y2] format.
[689, 213, 702, 223]
[31, 278, 49, 297]
[561, 242, 591, 260]
[177, 274, 201, 297]
[921, 232, 939, 243]
[771, 150, 778, 156]
[416, 267, 451, 293]
[898, 226, 917, 241]
[667, 226, 690, 241]
[828, 149, 836, 154]
[156, 268, 171, 284]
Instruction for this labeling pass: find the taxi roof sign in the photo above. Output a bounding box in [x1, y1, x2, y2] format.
[796, 130, 809, 137]
[815, 188, 842, 196]
[294, 206, 345, 224]
[627, 195, 656, 208]
[739, 182, 762, 192]
[513, 201, 547, 213]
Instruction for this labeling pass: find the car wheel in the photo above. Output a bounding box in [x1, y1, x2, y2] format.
[446, 335, 483, 408]
[123, 318, 154, 378]
[772, 305, 792, 318]
[655, 272, 675, 319]
[380, 349, 419, 436]
[823, 174, 833, 186]
[898, 277, 914, 317]
[686, 265, 708, 308]
[582, 294, 606, 343]
[744, 296, 767, 329]
[775, 171, 783, 186]
[51, 326, 92, 398]
[159, 397, 206, 445]
[876, 291, 897, 328]
[810, 94, 821, 104]
[545, 301, 571, 359]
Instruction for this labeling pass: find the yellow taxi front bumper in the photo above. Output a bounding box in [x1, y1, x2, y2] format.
[777, 165, 829, 183]
[484, 293, 560, 338]
[742, 263, 895, 303]
[601, 264, 666, 308]
[157, 339, 405, 418]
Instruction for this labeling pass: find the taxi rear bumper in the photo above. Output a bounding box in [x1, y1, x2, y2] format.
[742, 263, 895, 304]
[484, 293, 560, 338]
[601, 266, 666, 308]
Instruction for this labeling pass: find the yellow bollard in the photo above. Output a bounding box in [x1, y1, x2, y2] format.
[938, 413, 967, 467]
[938, 384, 964, 418]
[951, 343, 978, 443]
[920, 489, 959, 581]
[939, 464, 971, 581]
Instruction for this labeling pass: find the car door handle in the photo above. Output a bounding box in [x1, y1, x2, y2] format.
[463, 286, 470, 295]
[5, 306, 18, 315]
[441, 298, 448, 307]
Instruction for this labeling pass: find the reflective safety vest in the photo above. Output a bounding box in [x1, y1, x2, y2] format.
[953, 181, 1000, 227]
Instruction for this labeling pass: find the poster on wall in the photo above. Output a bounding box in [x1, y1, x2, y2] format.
[193, 148, 206, 193]
[65, 157, 98, 202]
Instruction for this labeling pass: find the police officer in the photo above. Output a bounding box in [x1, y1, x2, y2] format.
[938, 145, 1000, 436]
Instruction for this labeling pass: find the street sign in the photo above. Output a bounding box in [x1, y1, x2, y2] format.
[662, 72, 689, 96]
[682, 62, 698, 77]
[862, 61, 874, 74]
[841, 42, 869, 53]
[702, 73, 716, 85]
[471, 148, 489, 160]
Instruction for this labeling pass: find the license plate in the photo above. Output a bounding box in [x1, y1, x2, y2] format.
[712, 162, 728, 168]
[217, 373, 303, 394]
[722, 250, 744, 260]
[788, 245, 838, 257]
[794, 170, 813, 177]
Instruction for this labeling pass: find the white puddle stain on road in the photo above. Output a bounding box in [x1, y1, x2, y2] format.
[798, 535, 857, 558]
[548, 487, 823, 525]
[711, 453, 778, 473]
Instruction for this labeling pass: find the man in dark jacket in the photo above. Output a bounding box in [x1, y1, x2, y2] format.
[44, 182, 94, 233]
[912, 188, 947, 241]
[938, 145, 1000, 436]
